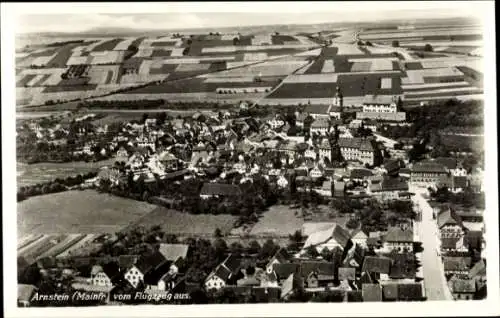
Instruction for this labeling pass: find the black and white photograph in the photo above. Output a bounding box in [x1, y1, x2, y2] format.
[2, 1, 498, 317]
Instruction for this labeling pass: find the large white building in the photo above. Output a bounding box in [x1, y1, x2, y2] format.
[338, 137, 376, 166]
[362, 95, 399, 113]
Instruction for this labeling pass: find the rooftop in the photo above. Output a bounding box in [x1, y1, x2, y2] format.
[304, 104, 330, 115]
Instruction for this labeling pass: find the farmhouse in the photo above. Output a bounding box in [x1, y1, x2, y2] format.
[310, 118, 330, 135]
[266, 248, 292, 274]
[368, 176, 410, 201]
[448, 276, 476, 300]
[437, 207, 466, 252]
[304, 104, 331, 119]
[205, 254, 242, 290]
[301, 223, 352, 254]
[356, 111, 406, 122]
[361, 256, 392, 281]
[382, 226, 414, 253]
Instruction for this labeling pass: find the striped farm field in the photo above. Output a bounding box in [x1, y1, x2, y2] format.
[18, 190, 158, 237]
[37, 234, 87, 259]
[92, 38, 124, 51]
[359, 27, 482, 40]
[55, 234, 100, 258]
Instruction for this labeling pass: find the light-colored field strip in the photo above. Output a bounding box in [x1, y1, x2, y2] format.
[25, 74, 46, 87]
[405, 86, 481, 96]
[134, 48, 154, 57]
[321, 59, 335, 73]
[370, 59, 394, 71]
[283, 73, 338, 83]
[350, 61, 372, 72]
[334, 43, 365, 55]
[361, 25, 481, 35]
[244, 52, 268, 61]
[67, 54, 92, 65]
[404, 94, 483, 102]
[138, 60, 153, 75]
[402, 81, 472, 89]
[251, 35, 272, 45]
[202, 44, 313, 54]
[294, 48, 322, 57]
[360, 27, 482, 40]
[175, 63, 211, 72]
[225, 61, 261, 69]
[30, 54, 57, 66]
[216, 87, 272, 93]
[87, 65, 120, 84]
[112, 37, 135, 50]
[120, 74, 168, 84]
[170, 48, 185, 57]
[203, 76, 256, 83]
[399, 40, 483, 47]
[18, 234, 50, 256]
[78, 39, 109, 52]
[89, 50, 125, 65]
[56, 234, 99, 258]
[202, 61, 307, 77]
[294, 35, 318, 46]
[18, 234, 42, 249]
[37, 234, 83, 259]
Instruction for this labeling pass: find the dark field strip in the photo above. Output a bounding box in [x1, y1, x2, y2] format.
[45, 43, 81, 68]
[28, 48, 58, 58]
[320, 47, 339, 57]
[404, 62, 424, 70]
[130, 37, 146, 48]
[208, 61, 227, 72]
[405, 89, 483, 99]
[149, 63, 179, 75]
[123, 77, 279, 94]
[92, 38, 123, 52]
[333, 56, 354, 73]
[43, 84, 98, 93]
[104, 70, 113, 85]
[151, 41, 178, 46]
[304, 58, 325, 74]
[151, 49, 172, 57]
[271, 34, 298, 45]
[268, 82, 338, 98]
[17, 74, 37, 87]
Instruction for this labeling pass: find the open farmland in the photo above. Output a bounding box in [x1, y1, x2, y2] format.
[125, 206, 237, 236]
[17, 190, 158, 237]
[248, 205, 304, 236]
[17, 159, 115, 188]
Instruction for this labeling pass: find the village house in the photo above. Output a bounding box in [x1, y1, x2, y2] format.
[296, 112, 309, 128]
[362, 283, 383, 302]
[448, 276, 476, 300]
[443, 257, 472, 278]
[350, 230, 368, 248]
[304, 104, 331, 119]
[338, 137, 377, 166]
[266, 248, 292, 274]
[362, 95, 399, 113]
[410, 162, 449, 188]
[266, 114, 286, 130]
[361, 256, 392, 281]
[318, 139, 332, 161]
[368, 176, 410, 201]
[124, 251, 169, 288]
[300, 261, 337, 289]
[205, 254, 242, 290]
[310, 118, 330, 136]
[469, 259, 486, 294]
[301, 223, 352, 254]
[382, 226, 414, 253]
[437, 207, 466, 252]
[91, 262, 120, 287]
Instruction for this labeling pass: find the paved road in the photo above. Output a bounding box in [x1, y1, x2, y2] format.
[411, 187, 453, 301]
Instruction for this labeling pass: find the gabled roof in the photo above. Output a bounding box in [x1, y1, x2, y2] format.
[411, 162, 448, 174]
[433, 157, 458, 170]
[212, 264, 232, 282]
[397, 283, 423, 301]
[302, 224, 351, 250]
[437, 207, 463, 229]
[304, 104, 330, 115]
[383, 227, 413, 243]
[443, 256, 472, 272]
[362, 256, 392, 274]
[222, 253, 241, 274]
[299, 261, 336, 278]
[382, 284, 398, 300]
[469, 259, 486, 278]
[271, 248, 291, 264]
[362, 283, 383, 302]
[158, 244, 189, 262]
[273, 263, 300, 280]
[134, 251, 167, 274]
[350, 168, 373, 179]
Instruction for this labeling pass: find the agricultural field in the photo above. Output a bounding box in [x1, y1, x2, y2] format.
[15, 22, 483, 110]
[248, 205, 304, 236]
[17, 159, 115, 188]
[17, 190, 158, 237]
[125, 206, 237, 236]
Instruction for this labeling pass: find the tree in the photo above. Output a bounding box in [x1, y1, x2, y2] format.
[424, 43, 433, 52]
[248, 240, 261, 254]
[305, 245, 320, 259]
[260, 239, 279, 259]
[392, 40, 400, 47]
[346, 218, 360, 230]
[320, 247, 333, 261]
[214, 228, 223, 238]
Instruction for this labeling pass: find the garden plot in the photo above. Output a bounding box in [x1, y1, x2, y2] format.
[135, 48, 154, 57]
[170, 48, 185, 57]
[25, 74, 51, 87]
[56, 234, 100, 258]
[30, 54, 58, 67]
[252, 34, 272, 45]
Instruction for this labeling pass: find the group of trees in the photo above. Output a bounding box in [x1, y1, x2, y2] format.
[429, 186, 485, 209]
[17, 172, 97, 201]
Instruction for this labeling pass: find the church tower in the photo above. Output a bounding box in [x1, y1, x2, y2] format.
[333, 85, 343, 110]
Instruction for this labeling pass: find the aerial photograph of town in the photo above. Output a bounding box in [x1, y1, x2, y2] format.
[11, 2, 491, 309]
